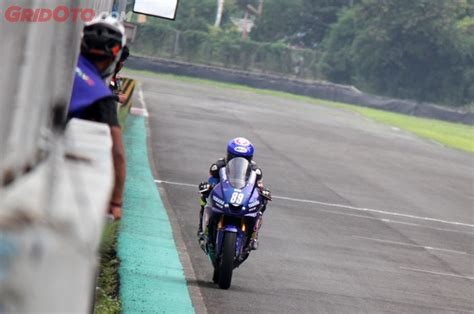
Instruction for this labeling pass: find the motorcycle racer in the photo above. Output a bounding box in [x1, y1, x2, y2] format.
[198, 137, 272, 250]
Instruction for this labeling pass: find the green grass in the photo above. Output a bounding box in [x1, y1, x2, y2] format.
[94, 221, 121, 314]
[92, 80, 132, 314]
[118, 105, 130, 129]
[123, 68, 474, 153]
[329, 103, 474, 153]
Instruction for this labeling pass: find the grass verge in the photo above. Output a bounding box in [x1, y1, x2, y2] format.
[93, 78, 133, 313]
[118, 104, 130, 129]
[94, 221, 121, 314]
[123, 68, 473, 153]
[325, 102, 474, 153]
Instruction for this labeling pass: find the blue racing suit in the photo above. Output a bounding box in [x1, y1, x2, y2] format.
[198, 158, 270, 248]
[68, 54, 119, 127]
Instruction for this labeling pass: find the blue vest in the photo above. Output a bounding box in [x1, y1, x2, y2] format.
[68, 54, 113, 118]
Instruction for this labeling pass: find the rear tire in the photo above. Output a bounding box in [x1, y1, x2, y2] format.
[218, 232, 236, 289]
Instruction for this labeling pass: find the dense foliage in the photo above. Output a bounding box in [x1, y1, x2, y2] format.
[321, 0, 474, 106]
[133, 23, 321, 78]
[132, 0, 474, 106]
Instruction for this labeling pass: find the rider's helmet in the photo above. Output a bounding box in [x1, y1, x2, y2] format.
[227, 137, 254, 162]
[81, 12, 126, 77]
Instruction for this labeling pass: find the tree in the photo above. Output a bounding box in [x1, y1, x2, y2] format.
[295, 0, 356, 48]
[250, 0, 302, 43]
[146, 0, 218, 31]
[235, 0, 259, 10]
[250, 0, 353, 47]
[321, 0, 474, 106]
[319, 8, 356, 83]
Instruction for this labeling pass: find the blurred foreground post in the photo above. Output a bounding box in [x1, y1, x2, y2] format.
[0, 0, 115, 312]
[215, 0, 225, 27]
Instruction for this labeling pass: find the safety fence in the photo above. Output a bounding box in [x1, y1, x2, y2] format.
[132, 23, 321, 80]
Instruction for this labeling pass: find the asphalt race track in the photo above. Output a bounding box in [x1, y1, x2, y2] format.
[132, 73, 474, 314]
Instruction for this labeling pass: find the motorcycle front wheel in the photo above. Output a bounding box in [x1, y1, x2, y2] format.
[218, 232, 236, 289]
[212, 266, 219, 284]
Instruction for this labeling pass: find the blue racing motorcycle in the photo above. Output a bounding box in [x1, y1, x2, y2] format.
[199, 157, 264, 289]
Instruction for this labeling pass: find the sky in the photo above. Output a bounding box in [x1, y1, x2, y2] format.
[133, 0, 178, 19]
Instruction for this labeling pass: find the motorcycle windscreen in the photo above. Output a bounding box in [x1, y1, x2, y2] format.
[225, 157, 251, 189]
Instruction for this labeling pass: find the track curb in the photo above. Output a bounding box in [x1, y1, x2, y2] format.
[118, 114, 194, 313]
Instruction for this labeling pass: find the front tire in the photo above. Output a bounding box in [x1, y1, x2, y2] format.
[212, 266, 219, 284]
[218, 232, 236, 289]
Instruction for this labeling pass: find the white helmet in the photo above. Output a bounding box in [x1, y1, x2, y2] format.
[81, 12, 126, 59]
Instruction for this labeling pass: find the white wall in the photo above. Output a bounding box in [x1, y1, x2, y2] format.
[0, 0, 113, 187]
[0, 1, 116, 312]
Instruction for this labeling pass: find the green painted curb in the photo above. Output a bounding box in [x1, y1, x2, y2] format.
[118, 115, 194, 313]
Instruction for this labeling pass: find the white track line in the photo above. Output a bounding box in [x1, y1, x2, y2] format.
[131, 84, 149, 117]
[154, 179, 474, 229]
[130, 107, 149, 117]
[273, 195, 474, 228]
[400, 267, 474, 280]
[155, 179, 195, 187]
[284, 200, 470, 234]
[352, 236, 471, 256]
[137, 84, 147, 109]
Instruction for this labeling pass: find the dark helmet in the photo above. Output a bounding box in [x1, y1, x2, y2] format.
[81, 12, 125, 60]
[226, 137, 255, 162]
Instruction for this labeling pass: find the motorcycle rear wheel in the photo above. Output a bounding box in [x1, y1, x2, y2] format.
[218, 232, 236, 289]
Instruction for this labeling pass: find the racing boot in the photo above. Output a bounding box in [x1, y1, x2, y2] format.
[197, 182, 210, 239]
[197, 205, 204, 238]
[249, 239, 259, 250]
[197, 203, 207, 252]
[249, 213, 263, 250]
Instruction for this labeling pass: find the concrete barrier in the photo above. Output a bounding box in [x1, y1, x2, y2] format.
[0, 119, 114, 313]
[0, 0, 116, 312]
[0, 0, 113, 187]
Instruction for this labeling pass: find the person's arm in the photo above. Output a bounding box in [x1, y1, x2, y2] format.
[85, 97, 126, 218]
[209, 158, 226, 179]
[252, 162, 271, 202]
[110, 125, 126, 217]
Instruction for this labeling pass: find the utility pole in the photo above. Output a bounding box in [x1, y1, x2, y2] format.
[242, 10, 249, 39]
[242, 0, 264, 39]
[215, 0, 225, 27]
[247, 0, 264, 18]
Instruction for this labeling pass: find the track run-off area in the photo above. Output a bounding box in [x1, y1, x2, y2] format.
[129, 72, 473, 314]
